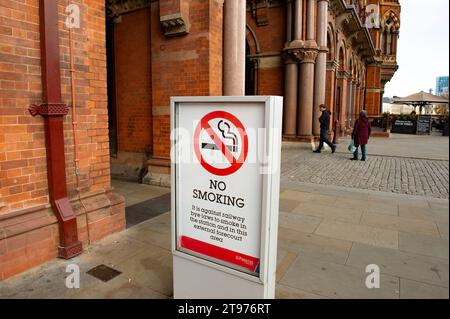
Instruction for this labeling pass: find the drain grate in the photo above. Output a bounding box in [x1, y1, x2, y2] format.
[86, 264, 122, 282]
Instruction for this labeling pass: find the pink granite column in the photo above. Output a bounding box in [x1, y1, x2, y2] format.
[312, 0, 328, 136]
[223, 0, 246, 96]
[297, 0, 317, 140]
[283, 0, 303, 138]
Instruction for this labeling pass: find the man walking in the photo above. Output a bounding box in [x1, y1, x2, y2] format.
[313, 104, 336, 153]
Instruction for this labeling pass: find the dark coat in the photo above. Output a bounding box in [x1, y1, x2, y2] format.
[352, 117, 371, 145]
[319, 110, 331, 131]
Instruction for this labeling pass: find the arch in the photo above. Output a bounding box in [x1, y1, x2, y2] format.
[326, 23, 336, 61]
[246, 24, 260, 55]
[381, 10, 400, 31]
[348, 54, 355, 78]
[337, 40, 347, 71]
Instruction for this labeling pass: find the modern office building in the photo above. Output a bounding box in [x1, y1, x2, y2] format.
[436, 76, 449, 96]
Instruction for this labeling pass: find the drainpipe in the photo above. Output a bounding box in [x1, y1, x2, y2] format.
[28, 0, 82, 259]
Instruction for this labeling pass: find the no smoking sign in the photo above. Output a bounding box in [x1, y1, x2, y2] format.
[193, 110, 249, 176]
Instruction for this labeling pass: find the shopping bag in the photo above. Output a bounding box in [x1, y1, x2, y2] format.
[348, 139, 356, 153]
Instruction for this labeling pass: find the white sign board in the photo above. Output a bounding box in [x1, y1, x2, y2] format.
[171, 96, 283, 298]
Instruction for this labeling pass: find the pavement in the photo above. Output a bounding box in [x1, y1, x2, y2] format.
[0, 134, 448, 299]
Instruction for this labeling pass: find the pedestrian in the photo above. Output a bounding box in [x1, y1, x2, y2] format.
[351, 110, 371, 161]
[313, 104, 336, 153]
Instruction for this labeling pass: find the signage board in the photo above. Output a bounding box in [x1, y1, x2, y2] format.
[416, 115, 432, 135]
[391, 119, 417, 134]
[171, 96, 283, 298]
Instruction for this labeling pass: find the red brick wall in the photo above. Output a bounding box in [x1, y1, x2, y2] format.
[365, 65, 381, 115]
[114, 8, 152, 154]
[246, 5, 285, 97]
[0, 0, 44, 211]
[0, 0, 125, 279]
[150, 0, 223, 159]
[0, 0, 118, 209]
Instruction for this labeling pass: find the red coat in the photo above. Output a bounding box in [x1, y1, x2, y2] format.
[352, 117, 371, 145]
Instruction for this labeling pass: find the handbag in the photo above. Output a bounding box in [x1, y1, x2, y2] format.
[348, 139, 357, 153]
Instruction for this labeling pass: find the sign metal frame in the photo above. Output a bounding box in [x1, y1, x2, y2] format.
[170, 96, 283, 298]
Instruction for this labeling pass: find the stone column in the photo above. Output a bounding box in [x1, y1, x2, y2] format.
[298, 50, 318, 139]
[336, 71, 348, 131]
[296, 0, 317, 140]
[283, 0, 303, 138]
[293, 0, 303, 41]
[306, 0, 315, 41]
[283, 53, 299, 137]
[286, 0, 293, 43]
[354, 84, 361, 118]
[346, 81, 352, 128]
[326, 61, 338, 126]
[312, 0, 328, 136]
[223, 0, 246, 96]
[351, 81, 357, 126]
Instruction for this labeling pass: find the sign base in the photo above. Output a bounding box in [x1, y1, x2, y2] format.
[173, 254, 270, 299]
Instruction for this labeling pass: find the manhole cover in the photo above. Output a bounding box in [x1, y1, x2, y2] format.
[86, 264, 122, 282]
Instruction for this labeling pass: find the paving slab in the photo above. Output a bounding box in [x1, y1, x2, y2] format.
[280, 256, 400, 299]
[114, 244, 173, 297]
[292, 203, 363, 224]
[275, 284, 328, 299]
[347, 243, 449, 288]
[278, 211, 322, 234]
[360, 212, 440, 237]
[315, 220, 399, 249]
[279, 198, 301, 213]
[399, 278, 449, 299]
[365, 201, 399, 216]
[437, 221, 449, 240]
[398, 204, 434, 221]
[276, 249, 298, 283]
[399, 232, 449, 260]
[277, 227, 352, 265]
[71, 276, 168, 299]
[279, 190, 316, 202]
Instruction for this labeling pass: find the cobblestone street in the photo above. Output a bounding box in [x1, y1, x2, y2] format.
[281, 135, 449, 199]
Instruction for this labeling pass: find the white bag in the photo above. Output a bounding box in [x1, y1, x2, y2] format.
[348, 139, 356, 153]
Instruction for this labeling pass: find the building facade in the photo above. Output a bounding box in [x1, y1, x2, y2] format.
[436, 76, 449, 96]
[0, 0, 400, 279]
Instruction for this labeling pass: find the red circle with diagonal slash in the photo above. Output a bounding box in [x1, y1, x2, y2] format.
[194, 111, 248, 176]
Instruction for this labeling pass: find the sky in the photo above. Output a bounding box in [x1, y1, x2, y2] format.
[383, 0, 449, 97]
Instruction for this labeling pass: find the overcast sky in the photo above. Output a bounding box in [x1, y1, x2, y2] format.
[383, 0, 449, 97]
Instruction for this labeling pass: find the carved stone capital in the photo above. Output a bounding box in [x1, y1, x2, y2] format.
[337, 70, 350, 79]
[283, 48, 302, 64]
[106, 0, 150, 21]
[160, 13, 189, 37]
[299, 49, 318, 64]
[326, 60, 339, 71]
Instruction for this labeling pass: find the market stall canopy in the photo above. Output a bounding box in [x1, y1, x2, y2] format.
[392, 91, 449, 106]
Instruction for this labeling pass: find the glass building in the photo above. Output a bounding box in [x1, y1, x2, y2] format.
[436, 76, 449, 96]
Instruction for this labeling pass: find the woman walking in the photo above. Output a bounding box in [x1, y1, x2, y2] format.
[351, 110, 371, 161]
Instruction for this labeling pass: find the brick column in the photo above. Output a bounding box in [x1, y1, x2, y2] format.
[223, 0, 246, 96]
